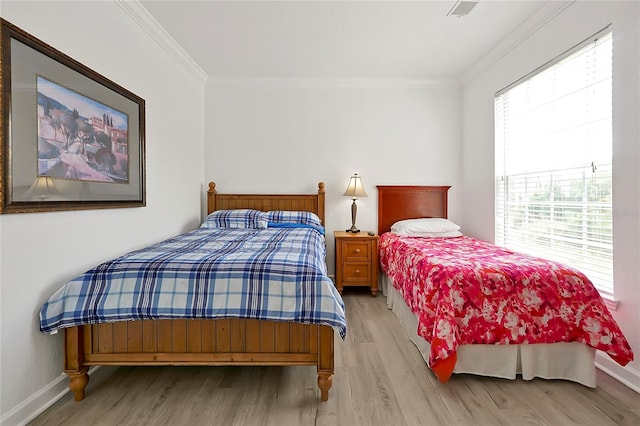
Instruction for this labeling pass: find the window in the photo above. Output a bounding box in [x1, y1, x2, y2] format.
[495, 29, 613, 297]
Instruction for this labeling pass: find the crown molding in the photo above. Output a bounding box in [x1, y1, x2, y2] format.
[207, 77, 460, 90]
[460, 0, 574, 85]
[114, 0, 208, 84]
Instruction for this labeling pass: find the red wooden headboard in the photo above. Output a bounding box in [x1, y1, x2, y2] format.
[377, 185, 451, 235]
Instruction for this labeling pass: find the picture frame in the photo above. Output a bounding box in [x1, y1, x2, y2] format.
[0, 18, 145, 214]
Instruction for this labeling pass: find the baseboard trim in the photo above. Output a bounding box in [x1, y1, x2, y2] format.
[596, 353, 640, 394]
[1, 367, 103, 426]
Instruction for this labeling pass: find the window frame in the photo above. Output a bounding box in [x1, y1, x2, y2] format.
[494, 25, 615, 301]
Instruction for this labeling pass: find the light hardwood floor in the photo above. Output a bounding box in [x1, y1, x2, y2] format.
[29, 292, 639, 426]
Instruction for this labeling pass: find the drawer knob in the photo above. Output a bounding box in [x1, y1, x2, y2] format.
[355, 269, 360, 274]
[354, 249, 361, 254]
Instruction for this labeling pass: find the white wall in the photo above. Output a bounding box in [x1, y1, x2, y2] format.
[462, 1, 640, 390]
[205, 80, 463, 273]
[0, 1, 205, 423]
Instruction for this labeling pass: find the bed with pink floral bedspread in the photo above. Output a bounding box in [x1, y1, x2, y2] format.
[379, 233, 634, 383]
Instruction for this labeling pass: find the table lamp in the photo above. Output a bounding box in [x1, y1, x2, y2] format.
[343, 173, 367, 233]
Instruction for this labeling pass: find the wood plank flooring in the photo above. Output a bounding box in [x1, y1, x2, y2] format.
[29, 293, 640, 426]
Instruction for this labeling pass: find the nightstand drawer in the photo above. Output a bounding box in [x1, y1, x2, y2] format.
[341, 241, 371, 261]
[342, 263, 371, 283]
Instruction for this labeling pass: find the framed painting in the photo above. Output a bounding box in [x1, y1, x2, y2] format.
[0, 18, 145, 213]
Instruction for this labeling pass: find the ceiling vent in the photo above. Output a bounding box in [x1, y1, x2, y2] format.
[446, 1, 479, 17]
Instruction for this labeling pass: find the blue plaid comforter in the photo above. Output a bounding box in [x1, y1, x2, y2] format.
[39, 227, 346, 338]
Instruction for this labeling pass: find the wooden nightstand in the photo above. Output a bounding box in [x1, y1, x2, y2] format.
[334, 231, 379, 296]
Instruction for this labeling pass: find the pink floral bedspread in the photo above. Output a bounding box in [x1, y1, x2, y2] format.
[379, 233, 634, 382]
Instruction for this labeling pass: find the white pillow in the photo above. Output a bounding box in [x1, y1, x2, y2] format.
[402, 230, 463, 238]
[391, 218, 460, 236]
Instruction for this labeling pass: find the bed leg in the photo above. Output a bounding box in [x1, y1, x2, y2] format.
[317, 372, 333, 401]
[67, 368, 89, 401]
[317, 325, 334, 401]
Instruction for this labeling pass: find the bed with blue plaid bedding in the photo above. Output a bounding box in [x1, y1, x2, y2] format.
[39, 227, 346, 338]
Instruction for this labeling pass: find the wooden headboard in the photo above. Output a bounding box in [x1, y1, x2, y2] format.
[207, 182, 326, 225]
[377, 185, 451, 235]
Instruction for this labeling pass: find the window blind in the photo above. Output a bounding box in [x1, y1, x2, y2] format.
[495, 29, 613, 296]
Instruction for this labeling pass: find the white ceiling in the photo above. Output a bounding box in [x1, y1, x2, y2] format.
[139, 0, 553, 82]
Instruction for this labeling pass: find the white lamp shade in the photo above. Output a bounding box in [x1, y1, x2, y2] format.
[343, 174, 367, 198]
[25, 175, 59, 199]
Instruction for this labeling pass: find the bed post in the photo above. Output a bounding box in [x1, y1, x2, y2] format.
[207, 182, 217, 214]
[316, 182, 330, 400]
[317, 182, 325, 225]
[64, 326, 89, 401]
[316, 325, 334, 401]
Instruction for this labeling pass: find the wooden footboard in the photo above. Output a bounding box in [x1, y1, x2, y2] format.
[64, 319, 334, 401]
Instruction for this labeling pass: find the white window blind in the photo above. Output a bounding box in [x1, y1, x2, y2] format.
[495, 29, 613, 297]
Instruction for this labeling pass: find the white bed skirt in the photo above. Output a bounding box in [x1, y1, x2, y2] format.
[381, 274, 597, 387]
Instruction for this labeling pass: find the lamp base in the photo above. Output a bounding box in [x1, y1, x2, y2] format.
[347, 198, 361, 233]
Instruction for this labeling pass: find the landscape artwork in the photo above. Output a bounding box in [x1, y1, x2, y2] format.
[36, 76, 129, 183]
